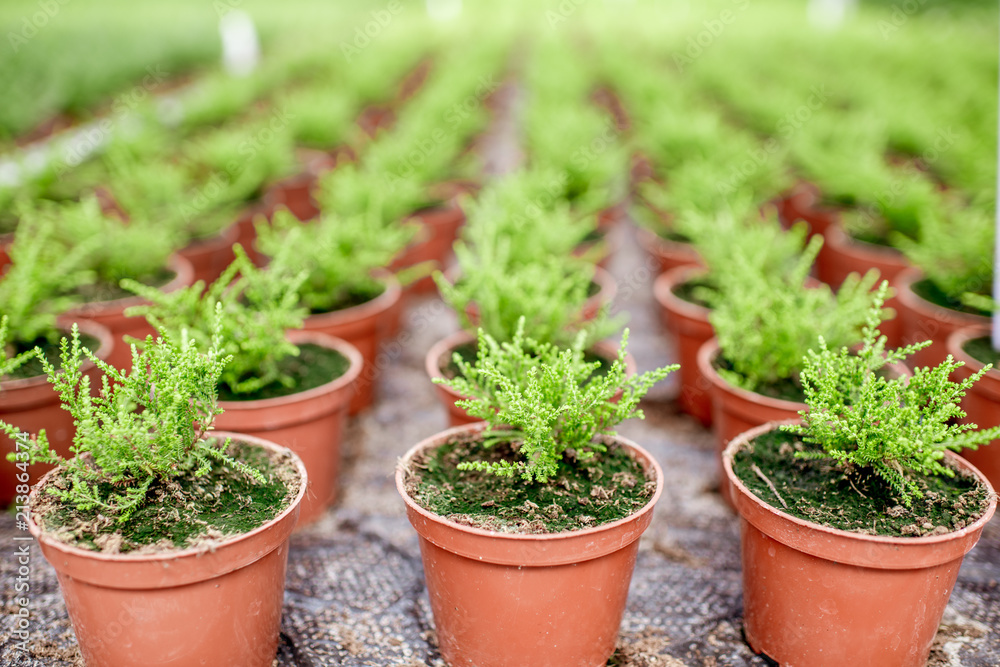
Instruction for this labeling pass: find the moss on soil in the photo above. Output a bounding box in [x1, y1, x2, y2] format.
[217, 343, 350, 402]
[912, 278, 992, 318]
[33, 439, 297, 553]
[733, 429, 989, 537]
[965, 336, 1000, 367]
[406, 433, 655, 533]
[75, 267, 175, 304]
[5, 333, 101, 381]
[672, 277, 716, 309]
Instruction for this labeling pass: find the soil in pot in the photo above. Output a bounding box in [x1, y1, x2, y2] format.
[397, 424, 662, 667]
[215, 332, 362, 525]
[725, 425, 995, 667]
[28, 434, 306, 667]
[950, 326, 1000, 494]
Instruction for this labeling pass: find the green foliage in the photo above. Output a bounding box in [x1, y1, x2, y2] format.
[256, 209, 414, 313]
[437, 320, 676, 483]
[784, 282, 1000, 506]
[316, 162, 433, 226]
[124, 246, 306, 396]
[710, 234, 880, 393]
[2, 321, 264, 522]
[0, 317, 35, 378]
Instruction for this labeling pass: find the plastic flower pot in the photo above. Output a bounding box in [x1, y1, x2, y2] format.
[301, 272, 402, 414]
[634, 226, 701, 277]
[176, 222, 239, 287]
[775, 182, 837, 236]
[815, 222, 910, 347]
[0, 319, 113, 507]
[215, 331, 362, 525]
[948, 324, 1000, 494]
[391, 203, 466, 296]
[723, 421, 997, 667]
[396, 422, 663, 667]
[0, 234, 10, 273]
[62, 254, 195, 371]
[27, 432, 307, 667]
[653, 266, 713, 426]
[425, 331, 638, 428]
[264, 172, 319, 222]
[894, 267, 990, 371]
[233, 204, 268, 267]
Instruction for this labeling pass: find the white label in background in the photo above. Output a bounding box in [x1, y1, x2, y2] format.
[426, 0, 462, 22]
[219, 10, 260, 77]
[807, 0, 857, 30]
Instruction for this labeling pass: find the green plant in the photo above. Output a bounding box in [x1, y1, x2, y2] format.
[0, 316, 35, 378]
[710, 234, 880, 396]
[437, 320, 676, 482]
[256, 208, 415, 313]
[124, 246, 306, 396]
[2, 319, 263, 522]
[784, 282, 1000, 505]
[317, 162, 433, 225]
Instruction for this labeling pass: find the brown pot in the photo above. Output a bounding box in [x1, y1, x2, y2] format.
[27, 432, 306, 667]
[653, 266, 713, 427]
[894, 267, 990, 370]
[0, 319, 114, 507]
[233, 204, 267, 267]
[776, 182, 837, 236]
[215, 331, 362, 524]
[176, 222, 239, 287]
[634, 226, 701, 277]
[391, 203, 466, 296]
[723, 421, 997, 667]
[948, 325, 1000, 493]
[426, 331, 638, 429]
[263, 172, 319, 222]
[62, 254, 195, 371]
[301, 273, 402, 414]
[396, 422, 663, 667]
[698, 338, 806, 507]
[597, 201, 626, 231]
[0, 233, 10, 274]
[816, 222, 910, 347]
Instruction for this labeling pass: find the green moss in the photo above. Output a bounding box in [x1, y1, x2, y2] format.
[408, 434, 654, 533]
[672, 277, 715, 308]
[965, 336, 1000, 367]
[6, 333, 100, 380]
[912, 278, 991, 317]
[217, 343, 350, 402]
[37, 440, 294, 553]
[732, 430, 988, 537]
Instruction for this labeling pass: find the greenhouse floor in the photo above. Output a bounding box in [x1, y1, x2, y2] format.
[1, 221, 998, 667]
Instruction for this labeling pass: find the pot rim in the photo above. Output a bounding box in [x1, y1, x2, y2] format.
[27, 431, 307, 567]
[634, 224, 700, 259]
[723, 420, 998, 568]
[217, 330, 363, 411]
[947, 324, 998, 377]
[395, 422, 663, 565]
[895, 267, 991, 327]
[697, 337, 808, 412]
[302, 270, 401, 331]
[64, 253, 195, 316]
[825, 221, 908, 264]
[652, 265, 711, 323]
[178, 218, 241, 253]
[0, 318, 114, 393]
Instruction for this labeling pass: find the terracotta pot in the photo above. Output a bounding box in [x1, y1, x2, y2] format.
[301, 273, 401, 414]
[27, 432, 306, 667]
[357, 105, 396, 137]
[62, 254, 195, 371]
[176, 222, 239, 287]
[426, 331, 638, 428]
[391, 203, 466, 296]
[263, 172, 319, 222]
[597, 201, 627, 231]
[0, 319, 114, 507]
[948, 325, 1000, 493]
[396, 422, 663, 667]
[698, 338, 806, 507]
[816, 222, 910, 347]
[776, 182, 837, 235]
[634, 226, 701, 277]
[0, 233, 10, 274]
[894, 267, 990, 370]
[723, 421, 997, 667]
[653, 266, 713, 427]
[234, 204, 267, 266]
[215, 331, 362, 524]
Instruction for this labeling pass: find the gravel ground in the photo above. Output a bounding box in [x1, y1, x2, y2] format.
[0, 218, 998, 667]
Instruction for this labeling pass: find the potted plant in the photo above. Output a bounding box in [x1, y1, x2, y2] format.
[256, 207, 409, 413]
[723, 286, 998, 666]
[5, 322, 307, 667]
[397, 324, 675, 667]
[125, 246, 362, 524]
[894, 204, 993, 369]
[0, 216, 114, 504]
[697, 235, 880, 503]
[948, 322, 1000, 492]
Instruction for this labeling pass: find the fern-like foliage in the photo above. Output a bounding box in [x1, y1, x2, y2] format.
[0, 316, 35, 378]
[124, 246, 306, 396]
[783, 282, 1000, 506]
[2, 319, 263, 522]
[437, 319, 677, 483]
